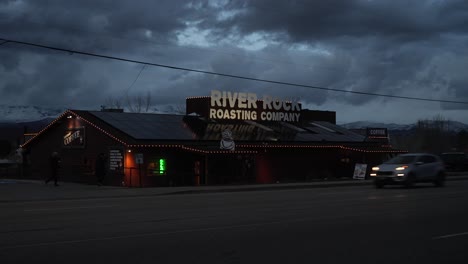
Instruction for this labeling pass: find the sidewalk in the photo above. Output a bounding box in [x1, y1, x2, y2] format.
[1, 175, 468, 203]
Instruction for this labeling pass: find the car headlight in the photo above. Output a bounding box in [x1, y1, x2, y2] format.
[395, 166, 408, 171]
[372, 167, 380, 171]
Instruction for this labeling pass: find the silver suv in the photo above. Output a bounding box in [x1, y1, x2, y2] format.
[371, 153, 446, 188]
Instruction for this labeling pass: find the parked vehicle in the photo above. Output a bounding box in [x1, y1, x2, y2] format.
[440, 152, 468, 172]
[371, 153, 445, 188]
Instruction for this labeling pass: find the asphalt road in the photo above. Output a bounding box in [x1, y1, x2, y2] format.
[1, 181, 468, 264]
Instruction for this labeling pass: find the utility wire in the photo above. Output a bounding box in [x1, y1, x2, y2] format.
[0, 40, 9, 46]
[126, 64, 146, 94]
[1, 37, 468, 105]
[5, 19, 337, 72]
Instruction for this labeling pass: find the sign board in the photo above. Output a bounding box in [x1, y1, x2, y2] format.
[135, 153, 144, 164]
[109, 149, 123, 171]
[62, 127, 85, 148]
[148, 158, 167, 176]
[205, 123, 255, 140]
[159, 158, 167, 175]
[220, 129, 235, 151]
[209, 90, 302, 122]
[353, 163, 367, 180]
[366, 128, 388, 138]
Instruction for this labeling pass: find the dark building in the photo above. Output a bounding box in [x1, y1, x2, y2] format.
[21, 93, 406, 187]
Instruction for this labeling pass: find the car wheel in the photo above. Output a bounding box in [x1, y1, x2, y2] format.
[433, 172, 446, 187]
[405, 173, 415, 188]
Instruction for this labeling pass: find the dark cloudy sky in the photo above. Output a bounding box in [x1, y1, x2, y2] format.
[1, 0, 468, 124]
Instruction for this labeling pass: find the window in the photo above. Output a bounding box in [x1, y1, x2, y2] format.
[420, 155, 436, 164]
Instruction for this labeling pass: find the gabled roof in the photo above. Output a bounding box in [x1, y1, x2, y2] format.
[21, 110, 131, 148]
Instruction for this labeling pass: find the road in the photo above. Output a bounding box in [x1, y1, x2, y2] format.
[1, 181, 468, 263]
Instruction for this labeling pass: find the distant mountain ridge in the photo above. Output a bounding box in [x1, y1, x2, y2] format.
[2, 105, 468, 133]
[0, 104, 184, 123]
[341, 121, 413, 131]
[341, 120, 468, 132]
[0, 105, 65, 122]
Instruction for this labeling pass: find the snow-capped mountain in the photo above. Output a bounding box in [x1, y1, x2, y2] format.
[340, 121, 414, 131]
[0, 105, 65, 122]
[341, 120, 468, 132]
[441, 121, 468, 132]
[0, 104, 186, 123]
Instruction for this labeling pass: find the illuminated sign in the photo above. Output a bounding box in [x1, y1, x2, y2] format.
[209, 90, 301, 122]
[63, 127, 85, 148]
[159, 158, 166, 175]
[64, 130, 80, 145]
[147, 158, 167, 176]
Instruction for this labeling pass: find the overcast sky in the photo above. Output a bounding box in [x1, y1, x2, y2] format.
[1, 0, 468, 124]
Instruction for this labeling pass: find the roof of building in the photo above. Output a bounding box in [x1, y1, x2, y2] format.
[86, 110, 365, 143]
[21, 109, 406, 153]
[90, 111, 194, 140]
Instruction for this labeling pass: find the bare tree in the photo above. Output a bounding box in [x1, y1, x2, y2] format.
[126, 94, 141, 113]
[125, 92, 154, 113]
[174, 104, 186, 115]
[104, 96, 123, 109]
[144, 91, 151, 112]
[413, 115, 451, 154]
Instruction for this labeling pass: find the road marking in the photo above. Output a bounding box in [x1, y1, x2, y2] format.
[432, 231, 468, 240]
[23, 205, 117, 212]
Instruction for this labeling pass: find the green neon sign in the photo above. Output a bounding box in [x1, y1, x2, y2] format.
[159, 158, 166, 174]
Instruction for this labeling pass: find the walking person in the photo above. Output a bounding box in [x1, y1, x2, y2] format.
[45, 152, 61, 186]
[95, 153, 107, 186]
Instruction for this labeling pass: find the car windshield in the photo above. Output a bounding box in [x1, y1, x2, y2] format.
[384, 155, 416, 164]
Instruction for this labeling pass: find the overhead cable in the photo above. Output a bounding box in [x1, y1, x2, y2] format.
[1, 37, 467, 105]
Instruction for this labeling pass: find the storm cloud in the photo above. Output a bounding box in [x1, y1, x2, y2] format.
[1, 0, 468, 124]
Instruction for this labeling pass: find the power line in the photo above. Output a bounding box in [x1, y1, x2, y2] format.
[5, 19, 338, 72]
[1, 37, 468, 105]
[126, 64, 146, 95]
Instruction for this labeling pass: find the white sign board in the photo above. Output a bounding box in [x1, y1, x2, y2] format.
[353, 163, 367, 180]
[109, 149, 123, 171]
[135, 153, 144, 164]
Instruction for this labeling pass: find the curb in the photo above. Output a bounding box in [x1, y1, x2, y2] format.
[162, 181, 371, 195]
[0, 180, 371, 203]
[162, 176, 468, 195]
[1, 176, 467, 203]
